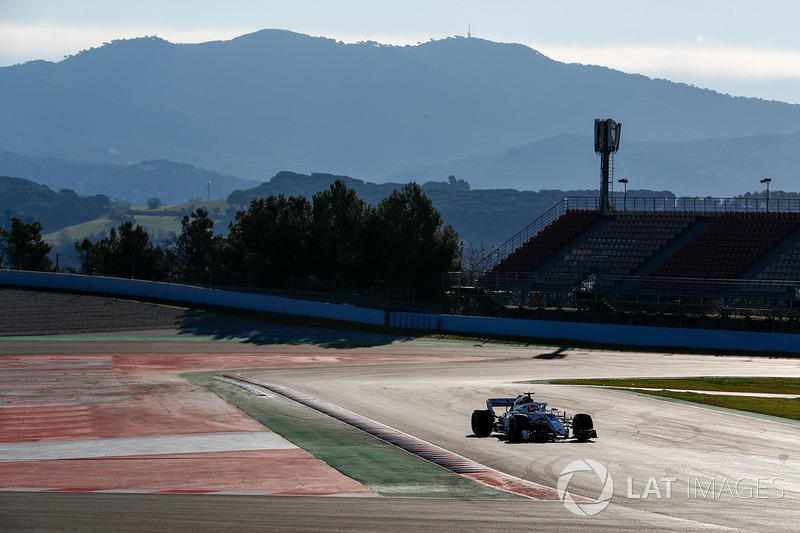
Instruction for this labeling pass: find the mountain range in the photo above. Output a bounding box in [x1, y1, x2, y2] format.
[402, 133, 800, 194]
[2, 29, 800, 199]
[0, 150, 256, 206]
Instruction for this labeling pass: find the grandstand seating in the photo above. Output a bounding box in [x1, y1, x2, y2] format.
[478, 210, 599, 285]
[542, 212, 695, 287]
[479, 209, 800, 294]
[465, 200, 800, 332]
[758, 240, 800, 281]
[647, 213, 800, 280]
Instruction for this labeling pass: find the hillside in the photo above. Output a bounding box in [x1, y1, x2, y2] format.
[0, 151, 257, 205]
[37, 170, 620, 249]
[2, 30, 800, 195]
[400, 132, 800, 196]
[0, 176, 113, 231]
[227, 171, 672, 247]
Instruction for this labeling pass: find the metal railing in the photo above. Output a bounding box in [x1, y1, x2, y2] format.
[474, 199, 568, 275]
[572, 195, 800, 213]
[447, 270, 800, 297]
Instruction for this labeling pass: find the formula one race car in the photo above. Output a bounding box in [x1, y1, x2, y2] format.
[471, 392, 597, 442]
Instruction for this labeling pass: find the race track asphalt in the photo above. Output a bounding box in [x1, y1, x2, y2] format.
[1, 287, 799, 532]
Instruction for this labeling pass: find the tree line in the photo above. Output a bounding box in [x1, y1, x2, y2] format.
[0, 175, 115, 232]
[0, 218, 53, 271]
[2, 180, 461, 300]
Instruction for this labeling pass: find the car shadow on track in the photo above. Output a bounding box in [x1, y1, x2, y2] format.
[467, 435, 597, 445]
[534, 347, 570, 359]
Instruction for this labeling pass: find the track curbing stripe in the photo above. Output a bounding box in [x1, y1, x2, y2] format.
[224, 374, 575, 501]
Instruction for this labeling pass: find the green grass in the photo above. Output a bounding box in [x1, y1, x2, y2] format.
[45, 196, 232, 242]
[183, 370, 522, 500]
[45, 214, 183, 241]
[638, 390, 800, 421]
[549, 377, 800, 421]
[550, 377, 800, 395]
[128, 198, 230, 214]
[44, 216, 117, 241]
[128, 205, 179, 214]
[129, 214, 182, 235]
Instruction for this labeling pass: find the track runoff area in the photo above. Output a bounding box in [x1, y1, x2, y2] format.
[1, 291, 799, 532]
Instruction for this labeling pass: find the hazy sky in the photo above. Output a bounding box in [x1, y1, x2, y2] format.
[3, 0, 800, 103]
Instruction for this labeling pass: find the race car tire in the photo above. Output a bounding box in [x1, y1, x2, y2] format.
[508, 414, 529, 441]
[572, 413, 595, 442]
[471, 409, 494, 437]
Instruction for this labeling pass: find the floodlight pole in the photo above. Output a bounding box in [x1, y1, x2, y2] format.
[618, 178, 628, 210]
[760, 177, 771, 212]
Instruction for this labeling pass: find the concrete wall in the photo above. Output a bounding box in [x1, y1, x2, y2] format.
[439, 314, 799, 355]
[1, 270, 797, 354]
[0, 270, 386, 326]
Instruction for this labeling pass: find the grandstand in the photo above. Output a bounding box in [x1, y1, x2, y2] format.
[450, 196, 800, 334]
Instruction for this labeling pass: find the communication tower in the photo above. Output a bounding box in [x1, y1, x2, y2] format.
[594, 118, 622, 210]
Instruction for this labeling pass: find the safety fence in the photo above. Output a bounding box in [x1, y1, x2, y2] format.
[1, 269, 797, 354]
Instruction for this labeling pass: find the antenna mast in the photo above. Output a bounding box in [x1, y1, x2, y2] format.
[594, 118, 622, 210]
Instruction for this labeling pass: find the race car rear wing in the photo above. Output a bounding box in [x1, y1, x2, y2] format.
[487, 398, 515, 407]
[486, 398, 516, 411]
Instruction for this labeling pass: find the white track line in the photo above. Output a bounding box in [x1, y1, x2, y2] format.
[0, 431, 297, 462]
